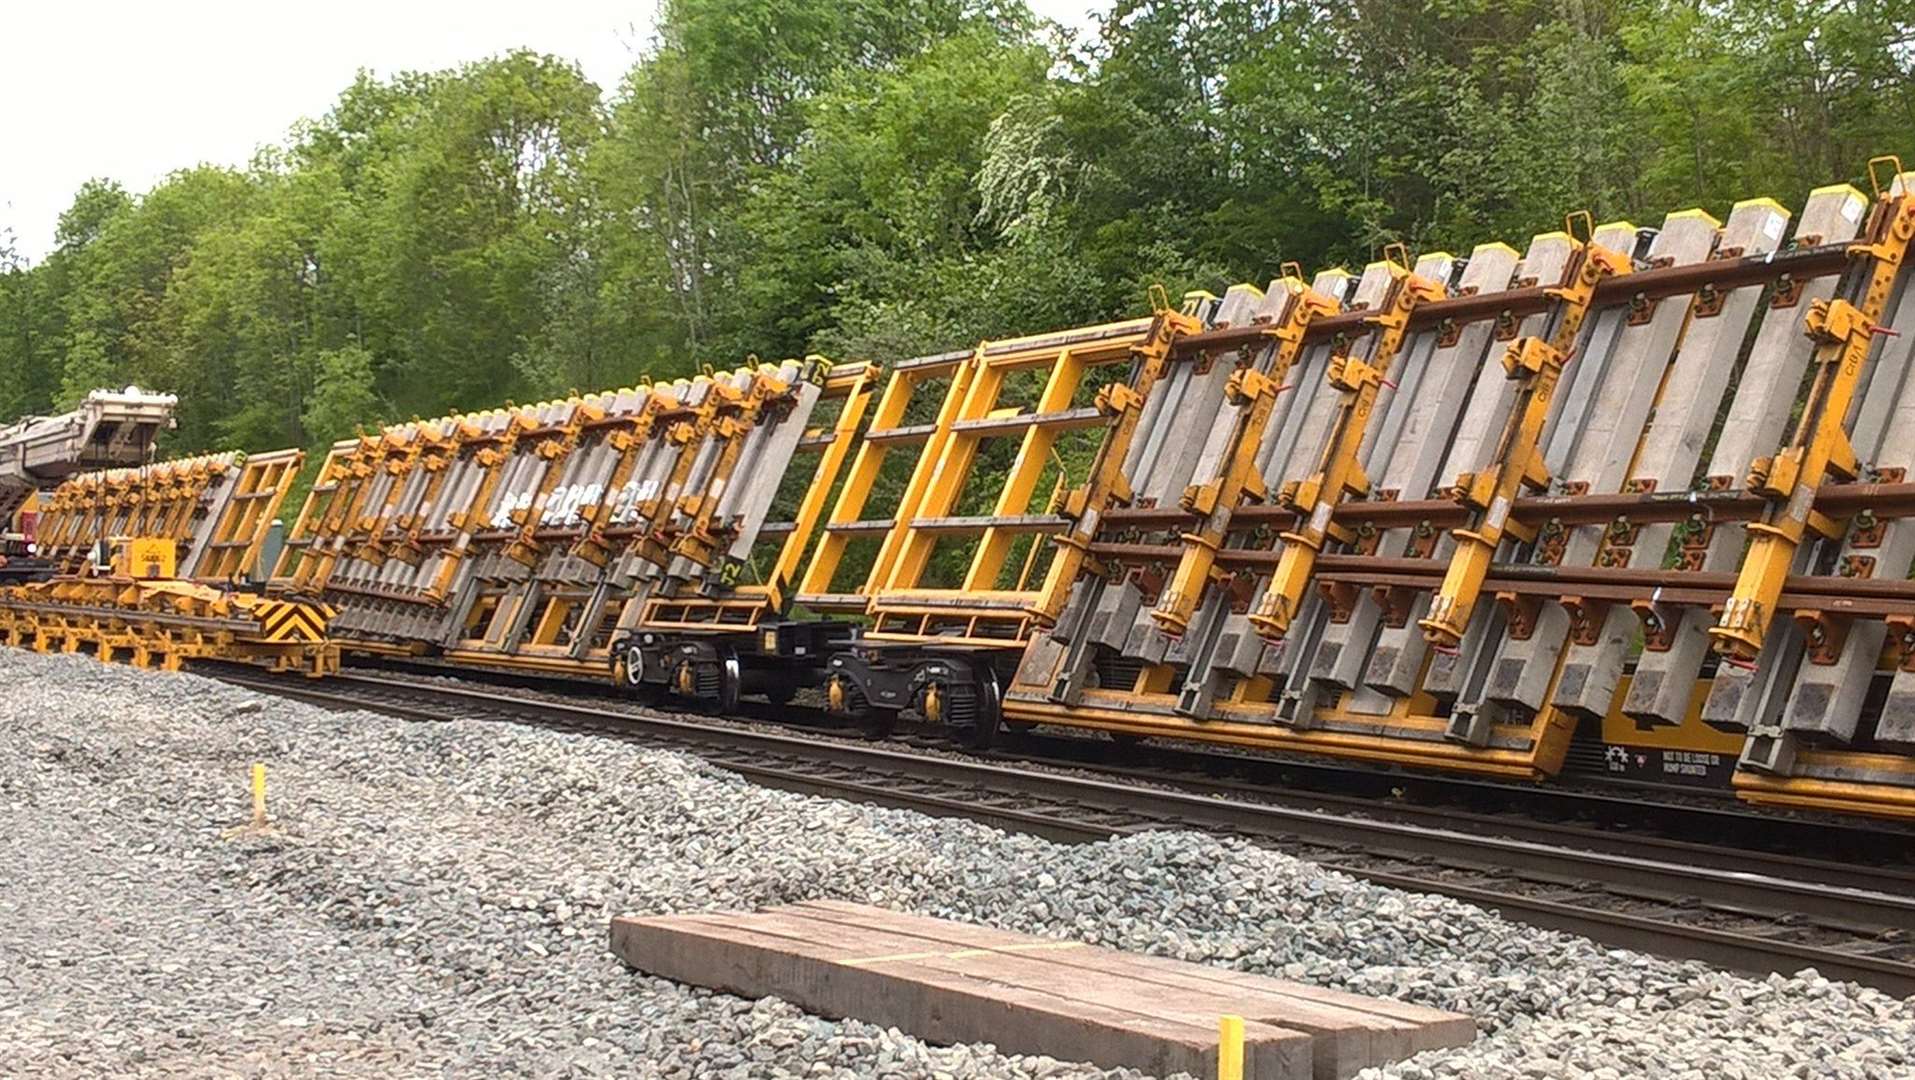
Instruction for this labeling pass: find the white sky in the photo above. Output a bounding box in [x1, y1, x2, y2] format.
[1, 0, 1105, 264]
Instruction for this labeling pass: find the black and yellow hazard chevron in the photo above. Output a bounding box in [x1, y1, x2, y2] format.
[0, 576, 339, 677]
[250, 598, 337, 644]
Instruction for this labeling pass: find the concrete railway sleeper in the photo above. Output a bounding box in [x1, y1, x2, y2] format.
[15, 160, 1915, 824]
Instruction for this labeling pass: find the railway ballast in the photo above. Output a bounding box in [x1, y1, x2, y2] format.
[3, 649, 1912, 1077]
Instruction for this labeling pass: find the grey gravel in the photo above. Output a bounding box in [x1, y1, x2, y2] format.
[2, 649, 1912, 1079]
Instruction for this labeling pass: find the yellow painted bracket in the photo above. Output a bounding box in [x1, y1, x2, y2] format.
[1151, 271, 1340, 636]
[1710, 186, 1915, 660]
[756, 361, 876, 613]
[1029, 307, 1203, 626]
[669, 369, 797, 569]
[1419, 223, 1632, 647]
[1248, 250, 1445, 641]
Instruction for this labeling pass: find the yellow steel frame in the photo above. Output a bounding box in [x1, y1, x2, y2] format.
[0, 443, 336, 679]
[638, 360, 877, 630]
[857, 311, 1189, 645]
[754, 362, 877, 610]
[31, 480, 89, 559]
[1003, 688, 1564, 778]
[272, 443, 354, 583]
[441, 363, 862, 658]
[30, 453, 240, 571]
[0, 584, 337, 678]
[281, 432, 391, 590]
[797, 348, 979, 612]
[1003, 186, 1915, 804]
[1736, 753, 1915, 821]
[347, 428, 426, 568]
[191, 449, 305, 582]
[1710, 166, 1915, 660]
[281, 406, 540, 599]
[1003, 237, 1612, 779]
[1026, 303, 1205, 626]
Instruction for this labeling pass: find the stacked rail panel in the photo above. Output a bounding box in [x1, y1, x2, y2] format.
[31, 449, 302, 580]
[1005, 167, 1915, 820]
[260, 162, 1915, 820]
[277, 360, 875, 677]
[0, 447, 329, 674]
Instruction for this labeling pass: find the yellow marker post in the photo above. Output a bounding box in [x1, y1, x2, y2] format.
[251, 763, 267, 829]
[1217, 1014, 1245, 1080]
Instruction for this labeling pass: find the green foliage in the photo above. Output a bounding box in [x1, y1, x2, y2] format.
[0, 229, 35, 421]
[2, 0, 1913, 476]
[302, 343, 384, 444]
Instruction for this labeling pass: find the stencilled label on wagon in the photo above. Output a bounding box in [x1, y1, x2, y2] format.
[1601, 745, 1732, 786]
[1661, 750, 1722, 777]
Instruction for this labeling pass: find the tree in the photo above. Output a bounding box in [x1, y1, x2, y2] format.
[5, 0, 1914, 463]
[0, 227, 39, 420]
[335, 51, 606, 417]
[48, 168, 259, 448]
[302, 343, 384, 444]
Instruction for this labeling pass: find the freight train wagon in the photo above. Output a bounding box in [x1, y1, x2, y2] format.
[28, 159, 1915, 825]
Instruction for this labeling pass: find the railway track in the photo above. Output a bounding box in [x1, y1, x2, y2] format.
[372, 654, 1915, 880]
[216, 667, 1915, 996]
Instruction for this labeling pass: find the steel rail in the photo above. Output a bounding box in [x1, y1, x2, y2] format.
[1171, 242, 1854, 358]
[216, 667, 1915, 995]
[287, 649, 1915, 867]
[1099, 481, 1915, 532]
[1083, 541, 1915, 614]
[1052, 752, 1915, 898]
